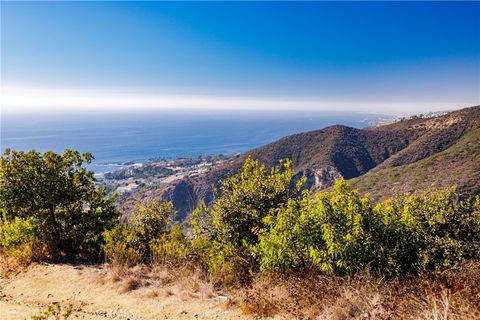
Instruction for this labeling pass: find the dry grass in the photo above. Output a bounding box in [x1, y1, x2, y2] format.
[3, 259, 479, 319]
[146, 290, 159, 298]
[118, 277, 142, 293]
[238, 262, 480, 319]
[106, 261, 220, 302]
[0, 247, 37, 278]
[103, 261, 480, 319]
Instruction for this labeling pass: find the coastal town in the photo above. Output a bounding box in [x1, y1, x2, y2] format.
[96, 154, 232, 198]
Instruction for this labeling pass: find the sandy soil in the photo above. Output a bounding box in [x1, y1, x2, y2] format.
[0, 263, 249, 320]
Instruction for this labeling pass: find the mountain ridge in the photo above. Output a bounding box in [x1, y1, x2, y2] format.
[121, 105, 480, 220]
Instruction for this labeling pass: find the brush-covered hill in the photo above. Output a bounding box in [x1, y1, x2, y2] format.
[349, 127, 480, 202]
[122, 105, 480, 220]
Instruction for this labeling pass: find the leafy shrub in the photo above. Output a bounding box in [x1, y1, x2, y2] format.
[150, 224, 188, 265]
[369, 198, 423, 275]
[0, 216, 42, 248]
[254, 179, 480, 276]
[189, 157, 303, 284]
[103, 199, 184, 267]
[0, 216, 46, 265]
[383, 190, 480, 272]
[188, 158, 480, 281]
[130, 200, 174, 258]
[190, 235, 252, 286]
[0, 149, 118, 259]
[255, 181, 379, 275]
[103, 225, 142, 268]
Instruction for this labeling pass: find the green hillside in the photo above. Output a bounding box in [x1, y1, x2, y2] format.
[349, 127, 480, 201]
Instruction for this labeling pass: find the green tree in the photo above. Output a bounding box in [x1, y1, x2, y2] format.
[190, 157, 303, 284]
[0, 149, 118, 257]
[207, 156, 302, 247]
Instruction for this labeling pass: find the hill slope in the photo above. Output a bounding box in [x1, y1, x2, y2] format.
[122, 106, 480, 219]
[349, 127, 480, 202]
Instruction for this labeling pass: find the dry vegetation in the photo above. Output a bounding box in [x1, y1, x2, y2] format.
[2, 261, 478, 319]
[0, 262, 243, 320]
[237, 262, 480, 319]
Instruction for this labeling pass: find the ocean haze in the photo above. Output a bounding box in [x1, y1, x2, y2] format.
[0, 110, 392, 173]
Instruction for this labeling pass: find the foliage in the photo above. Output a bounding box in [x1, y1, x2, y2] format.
[189, 156, 302, 284]
[387, 190, 480, 271]
[209, 156, 301, 247]
[103, 224, 142, 268]
[0, 149, 118, 259]
[3, 149, 478, 284]
[255, 181, 379, 274]
[0, 216, 46, 265]
[150, 224, 188, 265]
[103, 199, 184, 266]
[130, 200, 174, 257]
[255, 180, 480, 276]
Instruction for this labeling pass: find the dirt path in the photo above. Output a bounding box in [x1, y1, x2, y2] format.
[0, 263, 250, 320]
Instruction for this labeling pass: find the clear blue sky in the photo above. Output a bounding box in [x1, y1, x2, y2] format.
[1, 1, 479, 114]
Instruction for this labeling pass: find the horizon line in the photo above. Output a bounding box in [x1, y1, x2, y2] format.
[2, 85, 478, 117]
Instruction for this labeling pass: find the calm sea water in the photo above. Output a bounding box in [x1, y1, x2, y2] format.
[1, 110, 391, 173]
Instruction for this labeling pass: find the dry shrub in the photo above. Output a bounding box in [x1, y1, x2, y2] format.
[0, 244, 49, 278]
[107, 260, 218, 301]
[146, 290, 159, 298]
[109, 272, 121, 283]
[163, 288, 174, 297]
[239, 263, 480, 319]
[149, 265, 175, 286]
[0, 249, 27, 278]
[119, 277, 142, 293]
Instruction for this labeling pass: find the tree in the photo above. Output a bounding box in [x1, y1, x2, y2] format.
[190, 157, 303, 284]
[206, 156, 302, 248]
[0, 149, 118, 257]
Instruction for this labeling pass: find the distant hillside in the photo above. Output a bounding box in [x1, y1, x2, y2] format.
[121, 105, 480, 220]
[349, 127, 480, 202]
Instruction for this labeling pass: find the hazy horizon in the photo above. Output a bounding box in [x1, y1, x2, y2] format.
[1, 110, 393, 173]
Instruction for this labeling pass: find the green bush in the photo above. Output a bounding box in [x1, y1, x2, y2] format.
[130, 199, 174, 258]
[369, 198, 423, 276]
[208, 156, 301, 247]
[383, 190, 480, 272]
[0, 216, 41, 248]
[150, 224, 188, 265]
[103, 224, 142, 268]
[190, 235, 251, 286]
[0, 149, 119, 259]
[189, 156, 303, 284]
[254, 180, 480, 276]
[0, 216, 45, 264]
[103, 199, 186, 266]
[255, 180, 379, 275]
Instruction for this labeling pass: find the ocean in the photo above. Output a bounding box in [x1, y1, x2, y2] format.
[1, 110, 392, 174]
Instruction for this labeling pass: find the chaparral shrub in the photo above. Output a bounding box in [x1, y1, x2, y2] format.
[190, 156, 304, 285]
[103, 199, 187, 267]
[254, 180, 480, 276]
[0, 149, 118, 261]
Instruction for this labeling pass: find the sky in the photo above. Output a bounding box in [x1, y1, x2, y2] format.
[1, 1, 479, 115]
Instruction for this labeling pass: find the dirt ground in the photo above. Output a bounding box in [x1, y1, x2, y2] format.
[0, 263, 250, 320]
